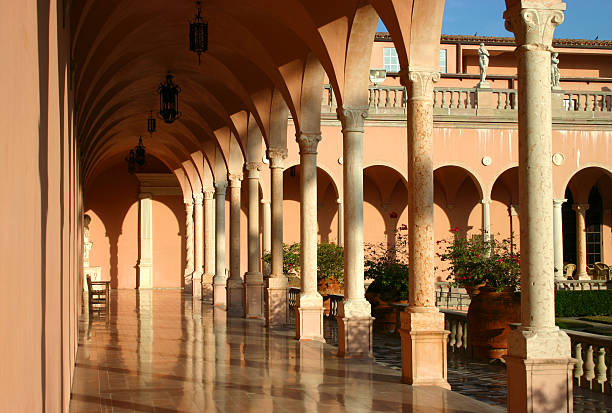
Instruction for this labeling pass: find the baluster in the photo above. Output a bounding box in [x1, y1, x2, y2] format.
[385, 89, 390, 108]
[496, 92, 502, 110]
[449, 320, 457, 350]
[463, 321, 468, 350]
[433, 90, 438, 108]
[584, 344, 595, 387]
[456, 321, 463, 350]
[574, 343, 584, 381]
[368, 88, 374, 108]
[442, 90, 447, 109]
[595, 346, 607, 392]
[394, 89, 399, 108]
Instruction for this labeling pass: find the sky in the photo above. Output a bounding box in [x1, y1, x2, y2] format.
[376, 0, 612, 40]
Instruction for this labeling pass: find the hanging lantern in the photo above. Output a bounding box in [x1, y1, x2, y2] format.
[125, 149, 136, 174]
[158, 73, 182, 123]
[135, 136, 146, 167]
[189, 1, 208, 64]
[147, 110, 156, 136]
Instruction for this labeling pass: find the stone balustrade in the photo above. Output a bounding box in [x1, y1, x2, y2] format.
[320, 84, 611, 122]
[288, 287, 299, 310]
[568, 330, 612, 394]
[555, 279, 609, 290]
[441, 309, 470, 353]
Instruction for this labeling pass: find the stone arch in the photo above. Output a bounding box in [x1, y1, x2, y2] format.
[490, 167, 520, 250]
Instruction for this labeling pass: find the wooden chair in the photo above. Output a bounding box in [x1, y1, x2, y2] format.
[563, 263, 576, 280]
[87, 275, 110, 315]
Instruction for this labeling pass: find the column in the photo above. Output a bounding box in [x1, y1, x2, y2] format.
[573, 203, 589, 280]
[554, 199, 567, 280]
[295, 133, 324, 341]
[336, 107, 373, 357]
[261, 199, 272, 276]
[137, 192, 153, 288]
[202, 189, 215, 301]
[244, 162, 264, 319]
[266, 148, 288, 327]
[192, 192, 204, 299]
[337, 199, 344, 246]
[213, 181, 228, 309]
[184, 199, 195, 294]
[481, 197, 491, 243]
[398, 70, 449, 388]
[227, 174, 244, 313]
[504, 3, 574, 412]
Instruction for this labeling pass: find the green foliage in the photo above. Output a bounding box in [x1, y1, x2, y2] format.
[366, 261, 410, 302]
[437, 230, 520, 291]
[262, 242, 344, 284]
[317, 243, 344, 284]
[555, 290, 612, 317]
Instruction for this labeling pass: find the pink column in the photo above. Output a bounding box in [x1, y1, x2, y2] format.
[573, 203, 590, 279]
[399, 70, 449, 388]
[213, 181, 228, 309]
[336, 107, 373, 357]
[202, 189, 215, 301]
[266, 148, 289, 327]
[192, 192, 204, 299]
[295, 133, 324, 341]
[184, 199, 195, 294]
[244, 162, 264, 319]
[227, 175, 244, 313]
[504, 3, 574, 412]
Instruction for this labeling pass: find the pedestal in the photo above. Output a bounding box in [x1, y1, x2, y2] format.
[266, 276, 288, 327]
[227, 279, 244, 315]
[399, 309, 450, 388]
[245, 272, 264, 319]
[336, 299, 374, 358]
[201, 273, 213, 302]
[296, 293, 325, 342]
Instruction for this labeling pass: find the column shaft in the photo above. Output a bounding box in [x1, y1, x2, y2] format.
[227, 176, 243, 312]
[213, 182, 227, 309]
[193, 193, 204, 299]
[202, 190, 215, 301]
[244, 163, 264, 319]
[336, 107, 373, 357]
[266, 149, 289, 327]
[481, 198, 491, 243]
[184, 200, 195, 293]
[553, 199, 567, 280]
[504, 4, 573, 412]
[262, 199, 271, 276]
[573, 203, 590, 279]
[399, 70, 449, 388]
[337, 199, 344, 246]
[138, 193, 153, 289]
[295, 133, 324, 341]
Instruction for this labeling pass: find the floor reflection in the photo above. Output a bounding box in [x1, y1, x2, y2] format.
[70, 290, 501, 412]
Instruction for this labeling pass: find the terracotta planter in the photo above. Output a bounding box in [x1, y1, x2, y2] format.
[365, 291, 407, 332]
[318, 277, 343, 316]
[464, 282, 486, 298]
[467, 287, 520, 359]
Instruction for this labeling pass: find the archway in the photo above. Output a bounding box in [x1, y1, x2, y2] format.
[490, 167, 520, 252]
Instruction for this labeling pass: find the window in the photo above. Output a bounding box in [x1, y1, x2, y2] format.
[439, 49, 447, 74]
[383, 48, 400, 73]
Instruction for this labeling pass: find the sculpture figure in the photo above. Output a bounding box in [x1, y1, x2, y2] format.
[478, 43, 490, 88]
[551, 52, 561, 89]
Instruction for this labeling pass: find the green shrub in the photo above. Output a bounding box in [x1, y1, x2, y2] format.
[555, 290, 612, 317]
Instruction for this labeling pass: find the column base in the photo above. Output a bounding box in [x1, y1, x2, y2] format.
[192, 270, 203, 299]
[336, 299, 373, 358]
[244, 272, 264, 319]
[226, 278, 244, 314]
[575, 272, 590, 280]
[296, 292, 325, 342]
[399, 307, 450, 389]
[213, 276, 227, 309]
[506, 327, 574, 413]
[201, 273, 213, 302]
[184, 269, 194, 294]
[138, 264, 153, 289]
[266, 276, 288, 327]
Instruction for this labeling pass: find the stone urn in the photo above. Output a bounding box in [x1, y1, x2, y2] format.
[467, 286, 521, 359]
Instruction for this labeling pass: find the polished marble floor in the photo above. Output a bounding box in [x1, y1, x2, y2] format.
[70, 290, 502, 413]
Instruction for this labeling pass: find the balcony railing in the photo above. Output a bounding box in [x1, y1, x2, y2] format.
[321, 85, 612, 121]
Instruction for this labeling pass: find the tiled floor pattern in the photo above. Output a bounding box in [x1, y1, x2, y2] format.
[70, 290, 502, 413]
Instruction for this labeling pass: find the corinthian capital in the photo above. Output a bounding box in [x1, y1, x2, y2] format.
[504, 4, 565, 49]
[336, 107, 368, 133]
[193, 192, 204, 204]
[399, 70, 440, 100]
[228, 174, 243, 187]
[214, 181, 228, 194]
[245, 162, 263, 179]
[267, 148, 288, 169]
[296, 132, 322, 155]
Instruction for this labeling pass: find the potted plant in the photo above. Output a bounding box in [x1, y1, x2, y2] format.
[317, 243, 344, 315]
[365, 225, 410, 332]
[438, 230, 521, 359]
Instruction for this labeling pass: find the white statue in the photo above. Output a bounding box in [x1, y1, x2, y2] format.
[477, 43, 490, 88]
[551, 52, 561, 90]
[83, 214, 92, 268]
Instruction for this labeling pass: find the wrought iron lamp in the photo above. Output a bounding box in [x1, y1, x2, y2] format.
[158, 73, 181, 123]
[189, 1, 208, 64]
[147, 110, 156, 136]
[135, 136, 146, 167]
